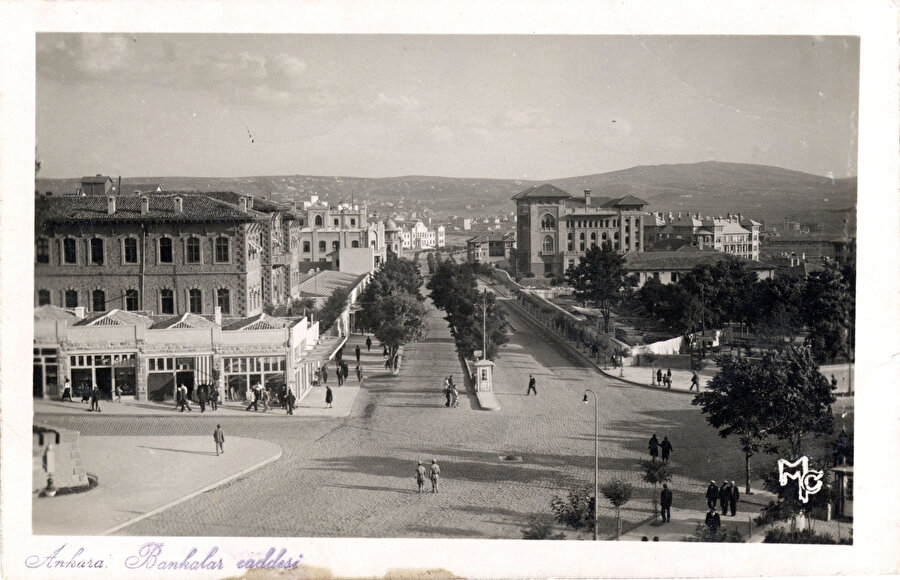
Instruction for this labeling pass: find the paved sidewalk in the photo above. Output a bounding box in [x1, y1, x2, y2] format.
[32, 435, 282, 535]
[34, 388, 360, 418]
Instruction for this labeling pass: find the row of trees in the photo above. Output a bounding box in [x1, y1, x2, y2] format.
[356, 255, 430, 363]
[427, 257, 509, 360]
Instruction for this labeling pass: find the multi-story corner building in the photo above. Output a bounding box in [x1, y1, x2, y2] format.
[513, 185, 648, 277]
[35, 193, 267, 318]
[645, 211, 761, 261]
[400, 220, 446, 250]
[294, 196, 372, 263]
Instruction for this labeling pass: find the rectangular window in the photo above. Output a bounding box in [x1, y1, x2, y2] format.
[158, 238, 173, 263]
[215, 237, 230, 263]
[217, 289, 231, 315]
[124, 238, 138, 263]
[333, 219, 339, 226]
[36, 239, 50, 263]
[92, 289, 106, 311]
[125, 290, 139, 311]
[189, 289, 202, 314]
[90, 238, 104, 265]
[186, 238, 201, 263]
[63, 239, 77, 264]
[64, 289, 78, 308]
[160, 289, 174, 314]
[303, 241, 310, 252]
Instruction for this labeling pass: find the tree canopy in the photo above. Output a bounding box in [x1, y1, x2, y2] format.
[357, 256, 429, 359]
[565, 241, 627, 333]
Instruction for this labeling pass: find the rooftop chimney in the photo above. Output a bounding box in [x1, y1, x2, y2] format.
[214, 305, 222, 325]
[290, 201, 297, 213]
[240, 196, 250, 213]
[174, 195, 183, 214]
[73, 306, 87, 319]
[584, 189, 592, 206]
[141, 196, 150, 215]
[107, 195, 116, 215]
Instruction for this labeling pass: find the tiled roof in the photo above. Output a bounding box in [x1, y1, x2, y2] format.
[626, 251, 774, 272]
[199, 191, 296, 217]
[221, 313, 297, 331]
[75, 309, 153, 327]
[511, 184, 572, 200]
[467, 233, 513, 244]
[36, 193, 264, 223]
[120, 184, 162, 195]
[150, 313, 218, 329]
[296, 270, 364, 298]
[611, 194, 650, 207]
[33, 305, 80, 321]
[81, 175, 112, 184]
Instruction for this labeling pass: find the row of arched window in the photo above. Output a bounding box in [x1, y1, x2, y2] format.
[36, 287, 234, 315]
[301, 240, 360, 253]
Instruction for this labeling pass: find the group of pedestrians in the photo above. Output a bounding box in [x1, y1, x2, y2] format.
[655, 368, 673, 389]
[245, 382, 272, 412]
[647, 433, 674, 463]
[442, 376, 460, 407]
[706, 480, 741, 515]
[415, 459, 441, 493]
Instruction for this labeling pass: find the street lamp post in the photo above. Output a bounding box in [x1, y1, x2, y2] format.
[481, 292, 488, 361]
[583, 389, 599, 541]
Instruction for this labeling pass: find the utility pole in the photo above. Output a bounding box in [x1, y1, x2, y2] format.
[481, 290, 488, 361]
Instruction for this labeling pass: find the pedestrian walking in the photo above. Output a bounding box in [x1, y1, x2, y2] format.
[260, 387, 270, 412]
[705, 508, 721, 534]
[429, 459, 441, 493]
[660, 484, 673, 523]
[666, 369, 672, 388]
[648, 433, 659, 461]
[355, 345, 361, 362]
[656, 369, 662, 385]
[336, 365, 344, 386]
[213, 424, 225, 455]
[415, 460, 426, 493]
[729, 480, 740, 516]
[209, 387, 219, 411]
[443, 378, 451, 407]
[90, 385, 101, 412]
[197, 384, 207, 413]
[450, 384, 459, 408]
[245, 383, 260, 412]
[366, 336, 372, 352]
[690, 372, 700, 391]
[179, 384, 193, 412]
[341, 361, 349, 381]
[321, 366, 328, 385]
[719, 480, 730, 514]
[661, 436, 673, 463]
[526, 374, 537, 396]
[285, 388, 296, 415]
[383, 345, 388, 357]
[325, 385, 333, 408]
[114, 384, 122, 403]
[356, 364, 363, 383]
[61, 377, 73, 402]
[705, 480, 719, 510]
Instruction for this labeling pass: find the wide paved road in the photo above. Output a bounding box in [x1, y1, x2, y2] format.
[38, 294, 764, 539]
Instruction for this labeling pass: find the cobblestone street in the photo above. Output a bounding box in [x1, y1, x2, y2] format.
[36, 295, 775, 539]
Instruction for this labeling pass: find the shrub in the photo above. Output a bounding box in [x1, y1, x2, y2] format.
[521, 515, 566, 540]
[763, 528, 851, 544]
[683, 523, 745, 543]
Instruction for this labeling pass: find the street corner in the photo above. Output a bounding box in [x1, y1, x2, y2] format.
[295, 386, 359, 417]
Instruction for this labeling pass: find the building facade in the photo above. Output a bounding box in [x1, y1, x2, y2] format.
[466, 233, 515, 264]
[624, 251, 775, 288]
[513, 185, 648, 277]
[35, 193, 266, 318]
[645, 212, 761, 261]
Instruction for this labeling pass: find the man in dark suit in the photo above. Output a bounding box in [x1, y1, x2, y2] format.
[729, 480, 740, 516]
[719, 481, 731, 514]
[213, 424, 225, 455]
[355, 345, 361, 362]
[661, 436, 673, 463]
[648, 434, 660, 461]
[526, 375, 537, 396]
[366, 336, 372, 351]
[705, 481, 719, 510]
[197, 384, 207, 413]
[705, 508, 721, 534]
[660, 484, 673, 523]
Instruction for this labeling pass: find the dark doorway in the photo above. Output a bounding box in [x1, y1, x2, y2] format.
[148, 373, 175, 402]
[95, 367, 112, 400]
[33, 365, 44, 398]
[176, 371, 195, 400]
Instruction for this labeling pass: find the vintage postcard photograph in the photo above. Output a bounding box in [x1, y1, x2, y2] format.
[2, 2, 899, 579]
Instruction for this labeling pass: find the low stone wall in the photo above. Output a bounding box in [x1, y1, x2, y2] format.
[33, 425, 88, 493]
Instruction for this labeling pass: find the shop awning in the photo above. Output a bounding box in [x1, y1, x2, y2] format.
[303, 335, 348, 364]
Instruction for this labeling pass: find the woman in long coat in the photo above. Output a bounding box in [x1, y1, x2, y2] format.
[325, 385, 333, 408]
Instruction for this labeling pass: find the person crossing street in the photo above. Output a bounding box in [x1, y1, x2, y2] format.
[526, 374, 537, 396]
[429, 459, 441, 493]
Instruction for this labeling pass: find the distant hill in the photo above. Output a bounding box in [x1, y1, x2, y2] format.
[35, 161, 856, 235]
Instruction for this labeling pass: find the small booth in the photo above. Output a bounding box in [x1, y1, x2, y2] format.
[830, 465, 854, 519]
[474, 359, 494, 392]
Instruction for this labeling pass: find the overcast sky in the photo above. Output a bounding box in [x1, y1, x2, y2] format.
[36, 34, 859, 180]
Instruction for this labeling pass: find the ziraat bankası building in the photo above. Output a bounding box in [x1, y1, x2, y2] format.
[513, 184, 648, 277]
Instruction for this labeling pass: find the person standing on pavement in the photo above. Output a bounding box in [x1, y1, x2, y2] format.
[114, 384, 122, 403]
[443, 378, 451, 407]
[355, 345, 361, 362]
[260, 386, 270, 412]
[415, 460, 426, 493]
[660, 483, 673, 523]
[661, 436, 673, 463]
[90, 385, 101, 412]
[245, 383, 259, 412]
[366, 336, 372, 352]
[450, 383, 459, 408]
[213, 424, 225, 455]
[666, 369, 672, 388]
[209, 386, 219, 411]
[336, 364, 344, 386]
[656, 369, 662, 385]
[648, 434, 659, 461]
[526, 374, 537, 396]
[705, 508, 721, 534]
[729, 480, 740, 516]
[705, 481, 719, 510]
[719, 480, 730, 514]
[356, 364, 363, 383]
[285, 388, 295, 415]
[429, 459, 441, 493]
[61, 377, 73, 402]
[321, 366, 329, 385]
[197, 384, 207, 413]
[325, 385, 333, 409]
[690, 372, 700, 391]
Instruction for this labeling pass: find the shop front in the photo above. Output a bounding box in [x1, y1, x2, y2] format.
[68, 352, 137, 399]
[146, 355, 214, 401]
[223, 355, 286, 402]
[33, 347, 59, 398]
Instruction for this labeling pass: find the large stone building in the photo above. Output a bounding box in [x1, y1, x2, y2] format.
[513, 185, 648, 277]
[466, 233, 515, 264]
[35, 193, 268, 318]
[625, 250, 775, 288]
[400, 220, 446, 250]
[645, 211, 761, 261]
